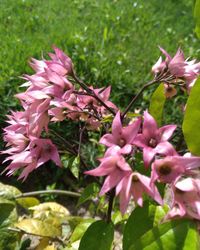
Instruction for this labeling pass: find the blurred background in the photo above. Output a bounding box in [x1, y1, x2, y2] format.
[0, 0, 198, 194]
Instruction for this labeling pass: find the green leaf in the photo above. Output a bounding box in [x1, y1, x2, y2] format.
[111, 210, 123, 225]
[69, 219, 95, 244]
[77, 183, 100, 206]
[78, 220, 114, 250]
[70, 156, 80, 179]
[61, 155, 74, 169]
[67, 216, 85, 231]
[15, 218, 61, 237]
[16, 197, 40, 209]
[126, 112, 141, 119]
[183, 77, 200, 155]
[153, 204, 169, 226]
[149, 84, 166, 126]
[123, 202, 167, 250]
[0, 182, 21, 200]
[129, 219, 200, 250]
[101, 114, 113, 123]
[0, 200, 19, 250]
[194, 0, 200, 38]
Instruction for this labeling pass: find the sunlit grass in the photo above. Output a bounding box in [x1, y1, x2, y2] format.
[0, 0, 198, 114]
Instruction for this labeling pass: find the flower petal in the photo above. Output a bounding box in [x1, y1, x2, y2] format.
[122, 118, 141, 144]
[143, 111, 158, 139]
[137, 173, 163, 205]
[119, 144, 133, 155]
[99, 134, 117, 147]
[143, 147, 156, 167]
[133, 134, 147, 148]
[159, 125, 177, 141]
[99, 169, 123, 195]
[112, 111, 122, 139]
[84, 158, 116, 176]
[154, 141, 177, 156]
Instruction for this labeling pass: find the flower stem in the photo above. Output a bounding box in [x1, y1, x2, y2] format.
[72, 73, 116, 116]
[15, 189, 81, 199]
[121, 79, 158, 119]
[106, 188, 115, 223]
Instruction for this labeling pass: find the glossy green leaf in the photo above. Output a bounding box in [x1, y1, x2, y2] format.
[78, 220, 114, 250]
[149, 83, 166, 126]
[15, 218, 61, 237]
[0, 200, 19, 250]
[194, 0, 200, 38]
[153, 204, 169, 226]
[183, 77, 200, 155]
[77, 183, 100, 206]
[123, 202, 167, 250]
[69, 219, 95, 244]
[129, 219, 200, 250]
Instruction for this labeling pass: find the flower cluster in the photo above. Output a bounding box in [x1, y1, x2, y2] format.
[152, 47, 200, 97]
[2, 47, 116, 180]
[3, 46, 200, 222]
[85, 111, 200, 218]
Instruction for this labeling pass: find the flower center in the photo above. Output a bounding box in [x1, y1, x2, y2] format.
[149, 138, 157, 148]
[175, 188, 185, 194]
[132, 174, 139, 182]
[118, 138, 126, 147]
[158, 164, 172, 175]
[166, 86, 173, 92]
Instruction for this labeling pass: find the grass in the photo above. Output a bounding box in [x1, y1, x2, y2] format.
[0, 0, 198, 113]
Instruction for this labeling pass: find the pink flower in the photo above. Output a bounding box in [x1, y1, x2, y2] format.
[151, 155, 200, 184]
[165, 177, 200, 220]
[85, 146, 131, 195]
[133, 111, 176, 167]
[4, 138, 61, 180]
[152, 47, 200, 95]
[152, 47, 186, 77]
[116, 172, 163, 214]
[100, 111, 141, 154]
[3, 133, 29, 154]
[29, 58, 47, 73]
[77, 86, 117, 114]
[48, 46, 73, 76]
[4, 111, 28, 135]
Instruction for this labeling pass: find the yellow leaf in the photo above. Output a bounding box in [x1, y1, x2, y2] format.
[15, 218, 61, 237]
[30, 202, 70, 217]
[16, 197, 40, 208]
[44, 244, 57, 250]
[0, 182, 21, 199]
[35, 238, 57, 250]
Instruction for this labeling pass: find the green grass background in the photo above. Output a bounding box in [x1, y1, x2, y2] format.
[0, 0, 198, 114]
